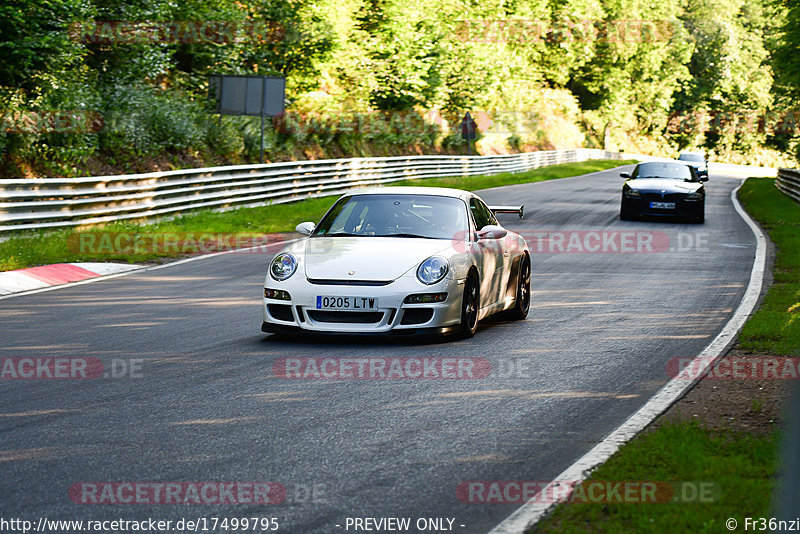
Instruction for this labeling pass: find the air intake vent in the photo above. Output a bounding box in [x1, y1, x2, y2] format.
[307, 311, 383, 324]
[307, 279, 393, 286]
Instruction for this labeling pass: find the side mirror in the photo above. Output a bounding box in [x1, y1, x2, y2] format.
[620, 172, 631, 179]
[295, 221, 316, 235]
[477, 225, 507, 240]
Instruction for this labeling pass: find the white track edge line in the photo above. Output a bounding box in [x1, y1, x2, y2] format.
[0, 240, 299, 301]
[488, 182, 767, 534]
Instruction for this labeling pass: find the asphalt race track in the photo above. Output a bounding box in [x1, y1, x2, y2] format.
[0, 166, 758, 533]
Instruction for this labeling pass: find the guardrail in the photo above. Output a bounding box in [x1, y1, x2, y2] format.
[0, 148, 622, 233]
[618, 152, 778, 177]
[777, 168, 800, 203]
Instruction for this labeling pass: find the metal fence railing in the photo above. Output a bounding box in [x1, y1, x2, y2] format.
[0, 149, 621, 233]
[1, 149, 780, 234]
[777, 168, 800, 204]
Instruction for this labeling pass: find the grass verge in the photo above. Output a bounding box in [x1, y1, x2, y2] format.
[536, 422, 778, 534]
[531, 177, 799, 532]
[738, 178, 800, 355]
[0, 159, 636, 270]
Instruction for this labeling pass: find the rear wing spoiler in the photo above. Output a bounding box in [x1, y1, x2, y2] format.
[489, 205, 525, 219]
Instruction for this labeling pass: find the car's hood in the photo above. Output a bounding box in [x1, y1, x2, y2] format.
[627, 179, 702, 193]
[302, 237, 454, 281]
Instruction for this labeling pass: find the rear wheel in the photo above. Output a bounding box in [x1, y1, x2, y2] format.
[458, 273, 479, 338]
[508, 256, 531, 320]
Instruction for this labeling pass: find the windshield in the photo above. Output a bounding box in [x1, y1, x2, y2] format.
[632, 162, 694, 180]
[678, 153, 705, 163]
[313, 194, 469, 239]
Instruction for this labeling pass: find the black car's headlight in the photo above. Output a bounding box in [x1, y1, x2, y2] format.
[270, 253, 298, 281]
[417, 256, 449, 285]
[624, 188, 642, 198]
[685, 191, 703, 200]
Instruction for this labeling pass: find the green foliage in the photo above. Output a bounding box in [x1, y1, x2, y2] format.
[98, 84, 204, 157]
[0, 0, 795, 176]
[772, 1, 800, 101]
[769, 1, 800, 159]
[238, 0, 336, 84]
[0, 0, 93, 89]
[670, 0, 778, 156]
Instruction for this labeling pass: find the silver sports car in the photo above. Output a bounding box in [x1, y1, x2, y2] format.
[261, 187, 530, 338]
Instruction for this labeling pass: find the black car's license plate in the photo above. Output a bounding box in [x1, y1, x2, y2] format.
[650, 201, 676, 209]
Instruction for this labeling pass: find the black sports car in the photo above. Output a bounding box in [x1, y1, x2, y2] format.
[677, 151, 709, 179]
[620, 162, 707, 223]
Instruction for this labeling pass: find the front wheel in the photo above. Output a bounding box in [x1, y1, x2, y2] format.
[695, 202, 705, 223]
[620, 200, 634, 221]
[458, 274, 479, 338]
[508, 256, 531, 320]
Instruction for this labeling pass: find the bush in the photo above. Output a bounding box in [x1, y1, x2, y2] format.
[98, 84, 209, 158]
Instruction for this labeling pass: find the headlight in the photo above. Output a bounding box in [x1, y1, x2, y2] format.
[685, 191, 703, 200]
[270, 253, 297, 281]
[417, 256, 449, 285]
[624, 188, 642, 198]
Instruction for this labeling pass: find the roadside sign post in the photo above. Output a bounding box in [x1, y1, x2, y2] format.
[260, 76, 266, 164]
[209, 75, 286, 163]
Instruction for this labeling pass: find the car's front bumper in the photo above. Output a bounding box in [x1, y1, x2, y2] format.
[262, 275, 464, 335]
[260, 321, 461, 337]
[622, 195, 704, 218]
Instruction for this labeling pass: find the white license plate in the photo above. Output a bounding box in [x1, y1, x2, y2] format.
[316, 295, 378, 311]
[650, 201, 676, 209]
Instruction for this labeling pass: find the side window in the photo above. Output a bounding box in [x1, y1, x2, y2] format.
[469, 198, 487, 231]
[469, 198, 495, 231]
[483, 200, 498, 226]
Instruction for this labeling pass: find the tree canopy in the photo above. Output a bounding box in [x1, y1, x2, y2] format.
[0, 0, 795, 176]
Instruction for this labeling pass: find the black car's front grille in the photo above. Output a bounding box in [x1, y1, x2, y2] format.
[643, 192, 683, 202]
[306, 311, 384, 324]
[307, 278, 393, 286]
